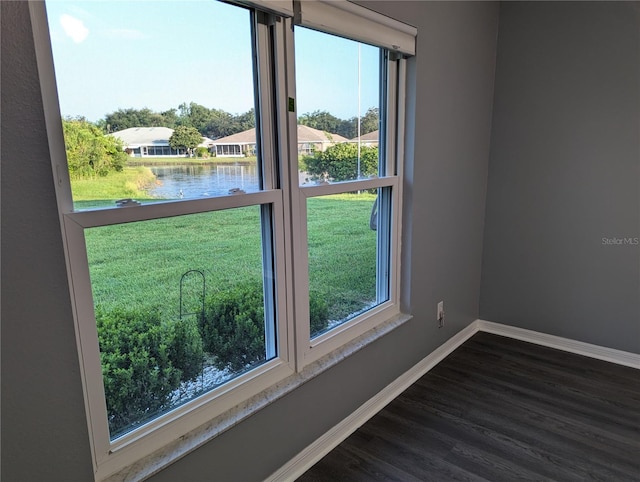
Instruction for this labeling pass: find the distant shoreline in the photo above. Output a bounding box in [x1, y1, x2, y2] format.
[126, 156, 258, 167]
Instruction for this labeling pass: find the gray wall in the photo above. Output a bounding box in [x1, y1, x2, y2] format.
[1, 2, 95, 480]
[480, 2, 640, 353]
[1, 1, 498, 480]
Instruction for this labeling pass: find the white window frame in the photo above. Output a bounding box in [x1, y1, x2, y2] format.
[31, 2, 296, 479]
[30, 0, 415, 479]
[286, 21, 408, 365]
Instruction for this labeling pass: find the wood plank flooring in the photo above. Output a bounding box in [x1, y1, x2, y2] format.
[297, 332, 640, 481]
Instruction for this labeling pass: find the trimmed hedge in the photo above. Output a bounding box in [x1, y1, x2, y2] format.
[97, 281, 329, 436]
[97, 308, 187, 435]
[198, 282, 330, 371]
[198, 281, 266, 372]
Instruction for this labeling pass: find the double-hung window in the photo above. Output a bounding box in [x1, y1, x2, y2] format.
[290, 1, 414, 362]
[31, 0, 415, 479]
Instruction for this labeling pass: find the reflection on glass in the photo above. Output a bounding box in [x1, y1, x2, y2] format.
[295, 27, 380, 184]
[84, 207, 273, 439]
[45, 1, 258, 210]
[307, 192, 382, 338]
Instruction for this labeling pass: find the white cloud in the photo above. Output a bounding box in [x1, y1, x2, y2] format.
[60, 14, 89, 43]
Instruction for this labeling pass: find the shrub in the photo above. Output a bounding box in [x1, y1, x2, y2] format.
[199, 281, 266, 372]
[305, 143, 378, 182]
[63, 117, 128, 179]
[195, 146, 210, 159]
[96, 283, 329, 435]
[96, 307, 183, 436]
[167, 317, 205, 381]
[199, 282, 329, 372]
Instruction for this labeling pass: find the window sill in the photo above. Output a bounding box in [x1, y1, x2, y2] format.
[104, 312, 412, 481]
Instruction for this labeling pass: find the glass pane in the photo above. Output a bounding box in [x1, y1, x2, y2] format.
[46, 1, 260, 210]
[307, 191, 387, 338]
[295, 28, 381, 185]
[84, 207, 274, 439]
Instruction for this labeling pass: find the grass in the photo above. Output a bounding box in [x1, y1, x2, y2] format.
[84, 193, 378, 324]
[85, 207, 264, 319]
[307, 193, 378, 320]
[71, 167, 159, 209]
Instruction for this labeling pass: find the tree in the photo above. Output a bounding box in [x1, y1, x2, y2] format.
[305, 142, 378, 182]
[62, 118, 127, 178]
[103, 107, 179, 132]
[233, 108, 255, 133]
[360, 107, 379, 135]
[159, 108, 178, 129]
[298, 110, 343, 134]
[298, 108, 379, 139]
[101, 103, 257, 139]
[204, 108, 235, 139]
[337, 117, 357, 139]
[169, 126, 203, 157]
[177, 102, 211, 133]
[175, 102, 245, 139]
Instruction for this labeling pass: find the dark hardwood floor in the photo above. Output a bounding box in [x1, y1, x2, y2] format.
[297, 332, 640, 481]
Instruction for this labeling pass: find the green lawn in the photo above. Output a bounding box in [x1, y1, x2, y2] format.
[86, 207, 264, 319]
[71, 167, 158, 209]
[82, 180, 378, 323]
[307, 193, 378, 320]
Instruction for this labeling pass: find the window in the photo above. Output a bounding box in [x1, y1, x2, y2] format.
[216, 144, 243, 157]
[293, 28, 388, 342]
[31, 0, 415, 478]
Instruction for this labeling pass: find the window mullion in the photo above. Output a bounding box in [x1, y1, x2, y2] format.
[283, 18, 312, 368]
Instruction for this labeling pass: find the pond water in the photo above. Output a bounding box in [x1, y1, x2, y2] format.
[148, 163, 260, 200]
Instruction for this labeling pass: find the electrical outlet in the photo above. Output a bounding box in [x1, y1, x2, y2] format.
[437, 301, 444, 328]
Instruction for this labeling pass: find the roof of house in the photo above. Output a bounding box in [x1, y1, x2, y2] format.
[212, 125, 349, 145]
[109, 127, 212, 148]
[298, 125, 349, 143]
[200, 136, 215, 147]
[109, 127, 174, 146]
[212, 128, 258, 145]
[350, 130, 379, 142]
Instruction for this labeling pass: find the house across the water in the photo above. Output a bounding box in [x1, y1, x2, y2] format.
[211, 125, 349, 157]
[109, 126, 214, 157]
[350, 130, 379, 147]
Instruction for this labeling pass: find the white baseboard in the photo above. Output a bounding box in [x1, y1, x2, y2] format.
[265, 322, 479, 482]
[267, 319, 639, 481]
[476, 320, 640, 370]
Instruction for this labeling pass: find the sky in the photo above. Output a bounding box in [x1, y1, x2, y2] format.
[45, 0, 380, 123]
